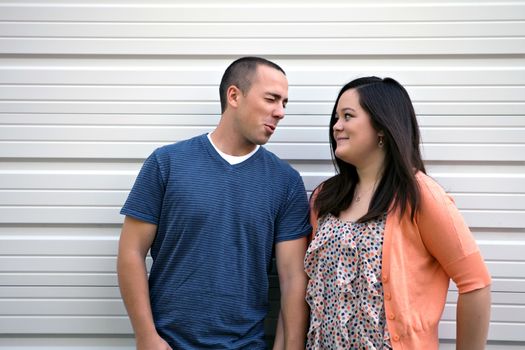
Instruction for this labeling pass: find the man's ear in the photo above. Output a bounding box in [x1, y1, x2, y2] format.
[227, 85, 241, 108]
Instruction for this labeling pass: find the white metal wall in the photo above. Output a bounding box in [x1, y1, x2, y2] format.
[0, 0, 524, 348]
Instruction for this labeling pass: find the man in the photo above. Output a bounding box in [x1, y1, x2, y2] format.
[117, 57, 311, 349]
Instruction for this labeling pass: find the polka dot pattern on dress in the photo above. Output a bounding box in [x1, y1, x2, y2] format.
[305, 213, 392, 349]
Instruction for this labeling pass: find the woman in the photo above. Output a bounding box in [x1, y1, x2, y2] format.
[305, 77, 491, 349]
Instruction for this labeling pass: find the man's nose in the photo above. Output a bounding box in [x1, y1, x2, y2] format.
[274, 104, 285, 119]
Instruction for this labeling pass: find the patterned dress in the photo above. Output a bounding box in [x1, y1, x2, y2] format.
[305, 213, 392, 350]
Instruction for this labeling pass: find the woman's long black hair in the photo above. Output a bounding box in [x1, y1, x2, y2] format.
[313, 77, 426, 222]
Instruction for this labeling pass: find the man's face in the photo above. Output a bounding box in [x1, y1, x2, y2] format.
[233, 65, 289, 146]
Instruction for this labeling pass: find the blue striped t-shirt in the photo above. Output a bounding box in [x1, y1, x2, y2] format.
[121, 134, 311, 349]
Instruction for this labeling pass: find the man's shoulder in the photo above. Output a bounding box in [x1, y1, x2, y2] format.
[259, 147, 301, 177]
[153, 134, 206, 157]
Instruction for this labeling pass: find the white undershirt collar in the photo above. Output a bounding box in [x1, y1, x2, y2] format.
[207, 133, 260, 165]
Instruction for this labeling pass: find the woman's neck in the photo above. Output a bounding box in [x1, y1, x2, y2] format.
[356, 162, 383, 190]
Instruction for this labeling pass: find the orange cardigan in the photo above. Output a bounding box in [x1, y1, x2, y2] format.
[309, 172, 491, 349]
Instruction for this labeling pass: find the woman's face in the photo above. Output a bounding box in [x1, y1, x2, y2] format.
[332, 88, 383, 167]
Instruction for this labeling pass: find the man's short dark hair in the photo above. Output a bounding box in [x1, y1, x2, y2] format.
[219, 57, 286, 113]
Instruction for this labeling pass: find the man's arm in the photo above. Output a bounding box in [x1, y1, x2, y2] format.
[117, 216, 172, 350]
[274, 237, 308, 350]
[456, 285, 491, 350]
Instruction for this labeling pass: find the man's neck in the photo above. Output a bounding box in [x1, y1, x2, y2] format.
[210, 125, 257, 156]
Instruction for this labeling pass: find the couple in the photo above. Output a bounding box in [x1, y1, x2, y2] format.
[117, 57, 491, 350]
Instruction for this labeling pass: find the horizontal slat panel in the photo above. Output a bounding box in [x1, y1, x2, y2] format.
[0, 225, 120, 237]
[452, 194, 525, 210]
[0, 256, 515, 280]
[1, 233, 523, 257]
[1, 287, 522, 306]
[0, 337, 522, 350]
[1, 3, 522, 22]
[0, 337, 134, 350]
[2, 339, 509, 350]
[420, 128, 524, 143]
[0, 189, 126, 206]
[0, 207, 122, 224]
[1, 161, 520, 175]
[6, 299, 525, 320]
[1, 114, 525, 128]
[1, 21, 524, 38]
[452, 279, 525, 294]
[489, 262, 525, 279]
[1, 101, 524, 116]
[0, 304, 522, 340]
[442, 304, 525, 323]
[461, 211, 524, 230]
[0, 273, 119, 286]
[0, 173, 137, 190]
[3, 38, 523, 55]
[2, 191, 523, 210]
[0, 287, 522, 304]
[0, 114, 223, 126]
[0, 190, 128, 206]
[2, 272, 521, 292]
[1, 62, 523, 86]
[0, 126, 214, 142]
[2, 172, 522, 194]
[0, 207, 522, 228]
[440, 321, 525, 342]
[0, 257, 120, 273]
[0, 142, 524, 161]
[1, 125, 523, 143]
[429, 174, 525, 194]
[0, 300, 125, 316]
[418, 116, 525, 127]
[2, 86, 524, 102]
[0, 238, 119, 256]
[479, 242, 525, 261]
[0, 234, 522, 263]
[430, 342, 525, 350]
[0, 286, 121, 298]
[5, 300, 518, 324]
[0, 256, 152, 273]
[447, 291, 525, 305]
[0, 316, 131, 334]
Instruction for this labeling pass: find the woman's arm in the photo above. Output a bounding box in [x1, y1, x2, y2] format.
[456, 285, 491, 350]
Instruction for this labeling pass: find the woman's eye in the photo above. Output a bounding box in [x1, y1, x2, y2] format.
[343, 114, 352, 121]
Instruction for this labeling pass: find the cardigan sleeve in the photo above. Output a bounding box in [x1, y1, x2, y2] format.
[415, 173, 491, 294]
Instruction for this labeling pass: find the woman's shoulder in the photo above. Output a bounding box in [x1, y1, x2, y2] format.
[415, 171, 448, 197]
[414, 171, 458, 217]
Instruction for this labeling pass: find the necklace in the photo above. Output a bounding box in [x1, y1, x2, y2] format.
[354, 191, 367, 202]
[354, 183, 377, 203]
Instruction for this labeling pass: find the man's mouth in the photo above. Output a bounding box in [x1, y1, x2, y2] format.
[265, 124, 276, 132]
